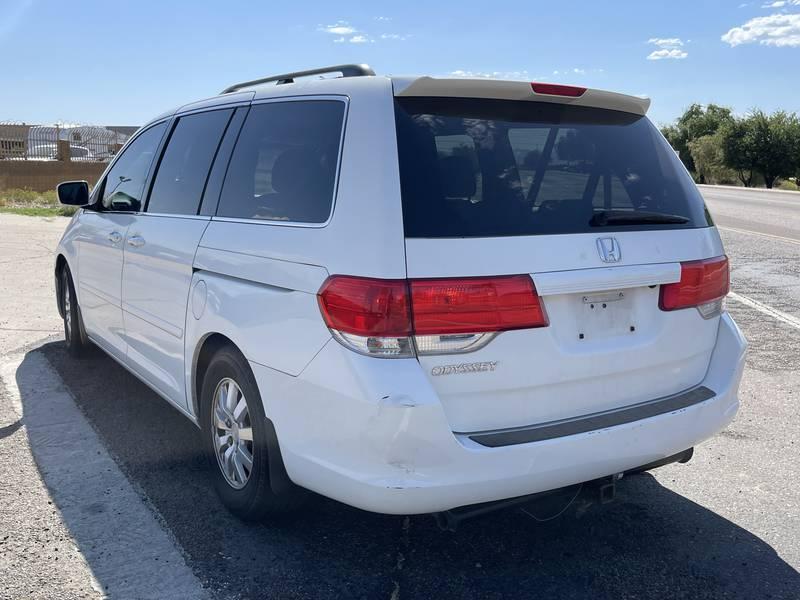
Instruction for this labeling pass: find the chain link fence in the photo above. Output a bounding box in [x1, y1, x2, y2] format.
[0, 121, 138, 162]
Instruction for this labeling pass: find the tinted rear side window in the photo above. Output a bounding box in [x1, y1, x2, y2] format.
[217, 100, 345, 223]
[147, 109, 232, 215]
[395, 98, 711, 238]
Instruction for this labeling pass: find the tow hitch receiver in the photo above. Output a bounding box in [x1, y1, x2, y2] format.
[433, 473, 625, 532]
[432, 449, 695, 531]
[596, 473, 624, 504]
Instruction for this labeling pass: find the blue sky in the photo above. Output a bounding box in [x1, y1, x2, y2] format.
[1, 0, 798, 127]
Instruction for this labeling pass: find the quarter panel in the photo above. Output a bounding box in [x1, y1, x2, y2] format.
[183, 269, 333, 417]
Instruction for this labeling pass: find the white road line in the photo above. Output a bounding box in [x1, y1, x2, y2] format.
[717, 226, 800, 247]
[0, 350, 210, 600]
[728, 292, 800, 331]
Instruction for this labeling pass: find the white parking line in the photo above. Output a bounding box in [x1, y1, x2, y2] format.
[718, 226, 800, 247]
[0, 350, 210, 600]
[728, 292, 800, 331]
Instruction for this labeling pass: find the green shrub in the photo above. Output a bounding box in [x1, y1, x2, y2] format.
[0, 188, 73, 217]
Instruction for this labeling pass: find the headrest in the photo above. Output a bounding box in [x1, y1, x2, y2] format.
[439, 155, 476, 199]
[271, 147, 324, 195]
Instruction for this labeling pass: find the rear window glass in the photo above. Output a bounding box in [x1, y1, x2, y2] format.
[217, 100, 345, 223]
[395, 98, 711, 238]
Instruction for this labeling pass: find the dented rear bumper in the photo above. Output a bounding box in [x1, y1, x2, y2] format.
[251, 313, 746, 515]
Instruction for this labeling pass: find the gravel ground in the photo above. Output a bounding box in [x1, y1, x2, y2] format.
[1, 188, 799, 599]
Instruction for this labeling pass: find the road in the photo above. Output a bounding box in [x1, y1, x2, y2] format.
[0, 186, 799, 599]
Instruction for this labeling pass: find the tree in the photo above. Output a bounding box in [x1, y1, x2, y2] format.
[719, 119, 757, 187]
[745, 110, 800, 189]
[660, 123, 690, 172]
[688, 133, 737, 185]
[661, 104, 734, 176]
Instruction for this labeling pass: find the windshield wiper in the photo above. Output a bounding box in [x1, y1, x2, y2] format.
[590, 210, 690, 227]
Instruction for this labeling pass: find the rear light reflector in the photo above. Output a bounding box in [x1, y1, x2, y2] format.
[531, 82, 587, 97]
[659, 256, 729, 318]
[318, 275, 547, 357]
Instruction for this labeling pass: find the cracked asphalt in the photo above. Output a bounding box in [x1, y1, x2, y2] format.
[1, 186, 799, 599]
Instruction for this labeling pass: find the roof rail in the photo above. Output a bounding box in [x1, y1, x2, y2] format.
[220, 64, 375, 94]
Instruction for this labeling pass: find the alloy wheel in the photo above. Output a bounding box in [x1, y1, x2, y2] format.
[211, 378, 254, 489]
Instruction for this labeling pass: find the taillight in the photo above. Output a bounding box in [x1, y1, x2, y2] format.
[531, 82, 587, 97]
[659, 256, 729, 319]
[318, 275, 547, 358]
[318, 277, 412, 357]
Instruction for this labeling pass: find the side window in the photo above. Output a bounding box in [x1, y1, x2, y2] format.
[147, 109, 232, 215]
[101, 123, 167, 211]
[217, 100, 345, 223]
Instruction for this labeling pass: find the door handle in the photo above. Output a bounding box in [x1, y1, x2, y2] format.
[127, 235, 145, 248]
[107, 231, 122, 244]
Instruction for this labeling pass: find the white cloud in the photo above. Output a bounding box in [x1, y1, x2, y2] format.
[648, 37, 684, 47]
[318, 19, 403, 43]
[572, 67, 586, 74]
[761, 1, 800, 7]
[722, 13, 800, 46]
[375, 16, 391, 21]
[318, 21, 357, 35]
[646, 37, 688, 59]
[647, 48, 689, 60]
[448, 69, 531, 79]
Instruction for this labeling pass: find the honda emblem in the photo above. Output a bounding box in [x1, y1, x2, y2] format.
[596, 237, 622, 263]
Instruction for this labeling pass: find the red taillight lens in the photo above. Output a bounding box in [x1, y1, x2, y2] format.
[410, 275, 547, 335]
[659, 256, 730, 312]
[318, 274, 548, 356]
[531, 82, 587, 97]
[318, 276, 411, 337]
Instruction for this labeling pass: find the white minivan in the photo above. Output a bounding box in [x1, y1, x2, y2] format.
[54, 64, 747, 521]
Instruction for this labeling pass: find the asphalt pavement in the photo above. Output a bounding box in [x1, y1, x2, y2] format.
[1, 186, 799, 599]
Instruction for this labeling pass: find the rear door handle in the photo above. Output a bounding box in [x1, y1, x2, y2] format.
[127, 235, 145, 248]
[107, 231, 122, 244]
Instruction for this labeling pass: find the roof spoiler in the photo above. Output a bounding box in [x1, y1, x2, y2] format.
[393, 77, 651, 116]
[221, 64, 375, 94]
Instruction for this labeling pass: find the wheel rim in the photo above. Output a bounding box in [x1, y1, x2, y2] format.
[63, 278, 72, 341]
[211, 378, 254, 490]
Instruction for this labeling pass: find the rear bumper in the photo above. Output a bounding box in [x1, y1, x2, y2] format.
[252, 313, 746, 515]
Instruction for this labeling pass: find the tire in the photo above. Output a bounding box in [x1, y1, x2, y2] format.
[61, 266, 90, 358]
[200, 345, 304, 520]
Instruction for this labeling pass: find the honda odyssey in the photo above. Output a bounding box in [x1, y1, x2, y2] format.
[54, 64, 747, 520]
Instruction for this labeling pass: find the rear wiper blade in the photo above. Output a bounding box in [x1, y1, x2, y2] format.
[590, 210, 690, 226]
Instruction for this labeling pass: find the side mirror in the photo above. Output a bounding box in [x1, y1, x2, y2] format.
[57, 181, 90, 206]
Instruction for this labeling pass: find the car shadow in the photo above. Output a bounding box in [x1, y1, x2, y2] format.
[18, 341, 800, 599]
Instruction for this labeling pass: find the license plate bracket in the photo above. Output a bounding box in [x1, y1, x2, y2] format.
[577, 290, 635, 340]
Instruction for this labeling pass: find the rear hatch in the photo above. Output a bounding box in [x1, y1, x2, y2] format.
[393, 86, 727, 434]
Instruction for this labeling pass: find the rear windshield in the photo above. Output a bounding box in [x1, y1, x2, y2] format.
[394, 97, 711, 238]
